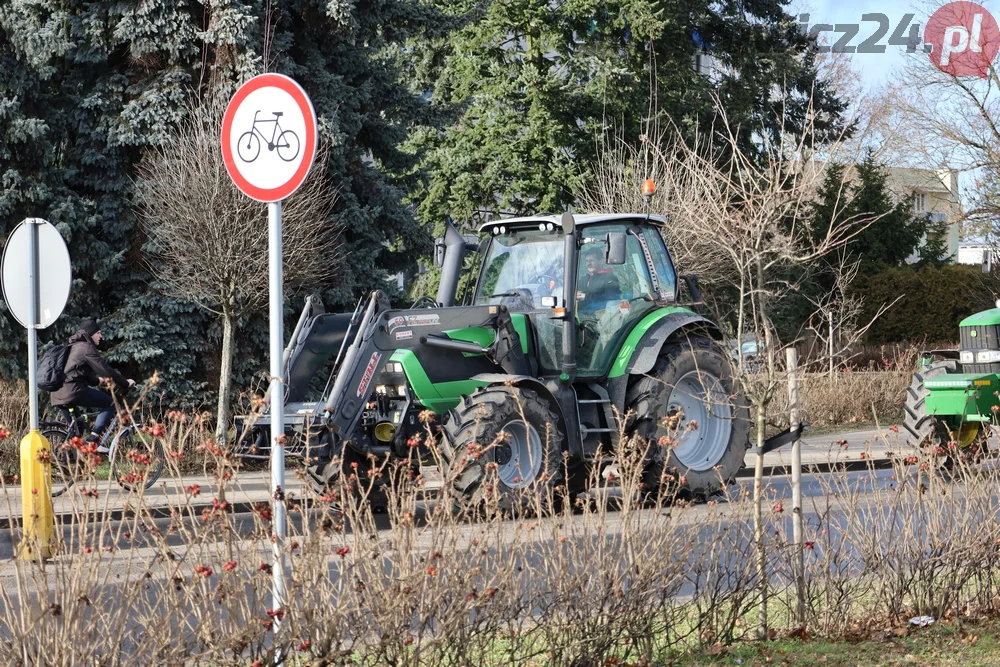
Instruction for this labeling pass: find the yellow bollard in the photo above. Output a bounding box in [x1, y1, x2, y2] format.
[18, 430, 55, 560]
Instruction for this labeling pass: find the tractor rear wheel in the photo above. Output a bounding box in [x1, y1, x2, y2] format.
[441, 385, 566, 513]
[626, 335, 750, 498]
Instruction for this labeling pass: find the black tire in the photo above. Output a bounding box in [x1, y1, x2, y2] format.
[110, 428, 165, 492]
[626, 335, 750, 498]
[441, 385, 566, 513]
[237, 131, 260, 163]
[305, 431, 392, 510]
[276, 130, 300, 162]
[41, 424, 76, 498]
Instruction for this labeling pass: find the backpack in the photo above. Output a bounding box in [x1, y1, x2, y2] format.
[37, 344, 72, 392]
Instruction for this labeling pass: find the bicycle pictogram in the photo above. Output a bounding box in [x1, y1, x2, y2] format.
[237, 110, 301, 163]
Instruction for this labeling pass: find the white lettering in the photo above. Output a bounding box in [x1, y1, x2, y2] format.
[941, 25, 970, 65]
[970, 13, 984, 52]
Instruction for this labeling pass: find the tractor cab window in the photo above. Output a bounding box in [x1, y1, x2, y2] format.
[576, 224, 658, 377]
[474, 227, 565, 311]
[642, 227, 677, 299]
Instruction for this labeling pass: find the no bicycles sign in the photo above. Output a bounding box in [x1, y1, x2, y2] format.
[221, 73, 318, 202]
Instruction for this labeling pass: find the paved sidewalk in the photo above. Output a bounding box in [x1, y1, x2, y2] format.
[747, 426, 902, 470]
[0, 426, 902, 525]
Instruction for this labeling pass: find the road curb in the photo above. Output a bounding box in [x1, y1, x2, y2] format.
[736, 457, 895, 479]
[0, 499, 267, 531]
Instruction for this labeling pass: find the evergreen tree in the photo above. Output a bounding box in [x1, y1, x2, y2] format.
[408, 0, 848, 227]
[1, 1, 439, 414]
[811, 150, 928, 273]
[916, 214, 953, 266]
[846, 151, 927, 271]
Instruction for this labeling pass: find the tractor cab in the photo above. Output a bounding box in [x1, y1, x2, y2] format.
[472, 215, 676, 378]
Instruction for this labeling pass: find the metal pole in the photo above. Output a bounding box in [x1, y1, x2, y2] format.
[787, 347, 805, 626]
[268, 202, 287, 628]
[828, 311, 834, 380]
[27, 221, 39, 430]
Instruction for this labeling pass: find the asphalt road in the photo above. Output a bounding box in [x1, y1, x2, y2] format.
[0, 424, 904, 562]
[0, 462, 899, 562]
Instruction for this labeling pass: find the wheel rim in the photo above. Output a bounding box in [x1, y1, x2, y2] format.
[42, 429, 75, 496]
[495, 420, 543, 488]
[958, 422, 980, 448]
[666, 371, 733, 472]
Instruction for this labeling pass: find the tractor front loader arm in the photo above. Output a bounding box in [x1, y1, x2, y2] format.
[321, 290, 392, 439]
[315, 290, 528, 462]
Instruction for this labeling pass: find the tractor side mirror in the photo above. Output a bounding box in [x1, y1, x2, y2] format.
[434, 237, 446, 268]
[605, 232, 627, 265]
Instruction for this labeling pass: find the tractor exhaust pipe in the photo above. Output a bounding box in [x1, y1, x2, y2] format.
[436, 221, 467, 307]
[560, 212, 577, 383]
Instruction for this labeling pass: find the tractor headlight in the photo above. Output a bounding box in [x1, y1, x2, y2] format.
[382, 362, 403, 374]
[976, 350, 1000, 363]
[961, 351, 974, 364]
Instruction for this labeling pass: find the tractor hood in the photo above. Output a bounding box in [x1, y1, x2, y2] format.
[961, 308, 1000, 327]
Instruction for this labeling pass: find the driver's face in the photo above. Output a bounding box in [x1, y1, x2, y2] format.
[585, 255, 599, 273]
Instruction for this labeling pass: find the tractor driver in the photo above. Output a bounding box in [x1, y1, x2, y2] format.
[576, 246, 620, 318]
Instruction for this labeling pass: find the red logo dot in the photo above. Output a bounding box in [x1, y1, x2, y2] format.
[925, 1, 1000, 78]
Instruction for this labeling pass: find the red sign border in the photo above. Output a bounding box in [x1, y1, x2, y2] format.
[221, 73, 318, 203]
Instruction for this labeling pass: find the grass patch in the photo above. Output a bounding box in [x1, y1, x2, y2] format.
[668, 618, 1000, 666]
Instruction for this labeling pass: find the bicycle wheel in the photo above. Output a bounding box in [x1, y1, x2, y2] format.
[110, 428, 165, 492]
[40, 425, 78, 498]
[237, 131, 261, 163]
[276, 130, 300, 162]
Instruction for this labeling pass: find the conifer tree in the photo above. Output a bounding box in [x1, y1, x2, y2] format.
[1, 0, 438, 417]
[409, 0, 848, 226]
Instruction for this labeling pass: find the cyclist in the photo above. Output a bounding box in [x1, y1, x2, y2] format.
[49, 319, 135, 452]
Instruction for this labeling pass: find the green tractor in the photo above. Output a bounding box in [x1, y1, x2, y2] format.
[236, 212, 750, 504]
[904, 307, 1000, 456]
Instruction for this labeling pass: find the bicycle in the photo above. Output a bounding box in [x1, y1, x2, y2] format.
[237, 110, 300, 164]
[41, 406, 166, 497]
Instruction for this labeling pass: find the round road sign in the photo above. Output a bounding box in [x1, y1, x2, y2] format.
[2, 219, 72, 329]
[221, 73, 318, 203]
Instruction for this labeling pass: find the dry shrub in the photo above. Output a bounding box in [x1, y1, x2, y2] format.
[765, 370, 911, 428]
[0, 401, 774, 665]
[767, 436, 1000, 636]
[0, 380, 29, 478]
[7, 393, 1000, 664]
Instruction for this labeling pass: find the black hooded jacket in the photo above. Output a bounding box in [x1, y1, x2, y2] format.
[49, 330, 127, 406]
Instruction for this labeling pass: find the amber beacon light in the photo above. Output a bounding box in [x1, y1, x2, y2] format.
[641, 179, 657, 200]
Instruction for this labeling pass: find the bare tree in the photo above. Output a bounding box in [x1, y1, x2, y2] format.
[802, 252, 903, 376]
[889, 32, 1000, 241]
[136, 95, 340, 442]
[582, 100, 884, 637]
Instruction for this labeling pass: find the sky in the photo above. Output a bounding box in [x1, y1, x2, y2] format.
[790, 0, 1000, 239]
[791, 0, 956, 91]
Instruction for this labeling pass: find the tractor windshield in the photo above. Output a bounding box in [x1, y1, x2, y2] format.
[474, 227, 564, 310]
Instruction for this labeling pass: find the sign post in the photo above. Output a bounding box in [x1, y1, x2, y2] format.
[221, 73, 318, 628]
[2, 218, 72, 560]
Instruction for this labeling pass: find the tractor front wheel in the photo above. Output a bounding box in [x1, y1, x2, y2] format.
[441, 386, 566, 513]
[626, 335, 750, 498]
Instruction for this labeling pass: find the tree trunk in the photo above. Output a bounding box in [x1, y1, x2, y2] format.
[216, 311, 236, 445]
[753, 400, 767, 640]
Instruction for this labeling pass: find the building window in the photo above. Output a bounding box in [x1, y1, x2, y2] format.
[913, 192, 926, 214]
